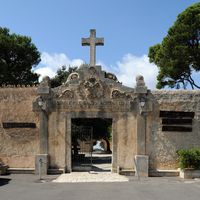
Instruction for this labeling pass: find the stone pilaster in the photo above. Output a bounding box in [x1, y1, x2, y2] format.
[136, 113, 146, 155]
[39, 112, 48, 154]
[134, 75, 152, 177]
[33, 76, 53, 175]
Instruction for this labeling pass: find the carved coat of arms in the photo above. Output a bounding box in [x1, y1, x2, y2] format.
[83, 77, 104, 99]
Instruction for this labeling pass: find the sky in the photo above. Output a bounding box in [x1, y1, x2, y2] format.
[0, 0, 199, 89]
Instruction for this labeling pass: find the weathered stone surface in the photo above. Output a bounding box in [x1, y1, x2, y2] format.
[37, 87, 50, 95]
[180, 169, 200, 179]
[0, 87, 39, 168]
[134, 155, 149, 177]
[0, 164, 8, 175]
[148, 90, 200, 170]
[35, 154, 48, 175]
[134, 75, 147, 94]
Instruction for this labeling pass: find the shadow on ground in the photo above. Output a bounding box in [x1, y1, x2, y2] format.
[0, 177, 11, 186]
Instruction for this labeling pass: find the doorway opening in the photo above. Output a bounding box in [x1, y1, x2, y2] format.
[71, 118, 112, 172]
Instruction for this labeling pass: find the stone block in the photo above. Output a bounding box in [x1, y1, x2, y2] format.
[134, 155, 149, 177]
[37, 87, 50, 95]
[0, 165, 8, 175]
[134, 86, 147, 94]
[180, 169, 200, 179]
[35, 154, 49, 175]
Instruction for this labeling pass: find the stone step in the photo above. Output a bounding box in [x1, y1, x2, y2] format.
[48, 168, 64, 174]
[119, 170, 135, 176]
[8, 168, 34, 174]
[149, 169, 179, 177]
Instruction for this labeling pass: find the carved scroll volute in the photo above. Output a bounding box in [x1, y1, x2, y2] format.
[67, 72, 79, 82]
[111, 89, 132, 99]
[105, 72, 118, 82]
[59, 89, 74, 99]
[83, 77, 104, 99]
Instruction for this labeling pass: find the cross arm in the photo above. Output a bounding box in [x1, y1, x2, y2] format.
[95, 38, 104, 45]
[82, 38, 90, 46]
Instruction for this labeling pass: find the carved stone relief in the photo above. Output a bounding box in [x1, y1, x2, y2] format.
[67, 72, 79, 82]
[83, 77, 104, 99]
[59, 89, 74, 99]
[89, 67, 98, 76]
[111, 89, 132, 99]
[105, 72, 118, 82]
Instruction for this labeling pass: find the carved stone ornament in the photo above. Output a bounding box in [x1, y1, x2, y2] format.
[89, 67, 98, 76]
[105, 72, 118, 82]
[111, 89, 131, 99]
[67, 72, 79, 82]
[59, 89, 74, 99]
[40, 76, 51, 87]
[136, 75, 145, 87]
[83, 77, 103, 99]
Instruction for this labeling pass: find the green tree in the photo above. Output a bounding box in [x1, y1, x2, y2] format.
[51, 65, 77, 88]
[0, 27, 41, 86]
[148, 3, 200, 89]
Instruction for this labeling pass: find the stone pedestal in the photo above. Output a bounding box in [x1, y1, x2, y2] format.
[0, 165, 8, 175]
[35, 154, 49, 175]
[180, 169, 200, 179]
[134, 155, 149, 178]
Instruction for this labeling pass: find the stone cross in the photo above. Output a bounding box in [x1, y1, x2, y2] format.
[82, 29, 104, 66]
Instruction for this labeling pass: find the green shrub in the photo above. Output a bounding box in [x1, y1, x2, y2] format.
[177, 148, 200, 169]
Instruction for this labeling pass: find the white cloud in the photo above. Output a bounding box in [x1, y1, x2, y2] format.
[35, 52, 158, 89]
[109, 54, 158, 89]
[34, 67, 56, 79]
[35, 52, 84, 81]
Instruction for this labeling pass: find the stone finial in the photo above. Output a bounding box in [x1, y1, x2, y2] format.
[37, 76, 51, 95]
[136, 75, 145, 87]
[40, 76, 51, 87]
[135, 75, 147, 94]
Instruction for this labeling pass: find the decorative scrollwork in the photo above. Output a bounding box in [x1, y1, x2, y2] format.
[89, 67, 97, 76]
[59, 89, 74, 99]
[67, 72, 79, 82]
[111, 89, 131, 99]
[84, 78, 103, 99]
[105, 72, 118, 82]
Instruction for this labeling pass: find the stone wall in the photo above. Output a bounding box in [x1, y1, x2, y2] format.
[48, 112, 66, 170]
[1, 85, 200, 172]
[0, 87, 39, 168]
[148, 90, 200, 170]
[116, 112, 137, 170]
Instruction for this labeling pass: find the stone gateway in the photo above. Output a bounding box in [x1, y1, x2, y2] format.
[0, 30, 200, 176]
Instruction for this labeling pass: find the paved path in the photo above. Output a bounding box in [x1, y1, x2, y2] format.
[53, 172, 130, 183]
[1, 174, 200, 200]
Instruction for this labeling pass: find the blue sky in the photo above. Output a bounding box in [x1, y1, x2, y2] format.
[0, 0, 199, 88]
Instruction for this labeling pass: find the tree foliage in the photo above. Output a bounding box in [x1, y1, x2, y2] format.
[51, 65, 77, 88]
[0, 27, 41, 85]
[148, 3, 200, 89]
